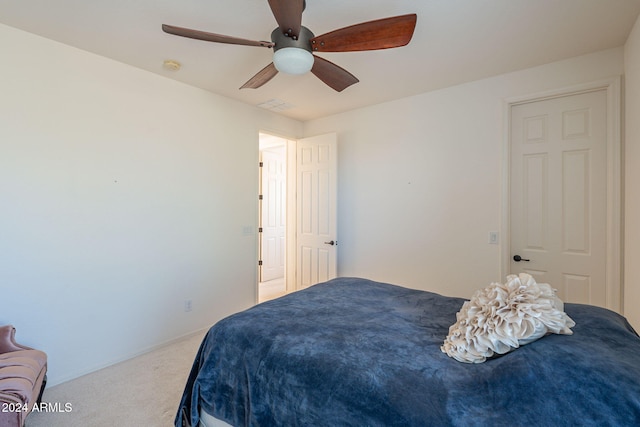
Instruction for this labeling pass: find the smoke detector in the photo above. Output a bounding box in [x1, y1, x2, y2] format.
[162, 59, 181, 71]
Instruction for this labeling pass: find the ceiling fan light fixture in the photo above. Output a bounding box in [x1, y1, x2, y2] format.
[273, 47, 314, 75]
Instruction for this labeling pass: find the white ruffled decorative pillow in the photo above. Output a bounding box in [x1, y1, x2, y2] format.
[441, 273, 575, 363]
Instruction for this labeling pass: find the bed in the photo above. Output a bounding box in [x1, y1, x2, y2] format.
[176, 277, 640, 427]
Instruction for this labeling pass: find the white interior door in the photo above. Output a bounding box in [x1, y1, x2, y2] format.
[260, 147, 286, 282]
[510, 89, 608, 307]
[296, 133, 338, 289]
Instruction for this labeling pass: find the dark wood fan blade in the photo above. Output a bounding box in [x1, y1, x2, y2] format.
[267, 0, 304, 39]
[240, 63, 279, 89]
[311, 56, 359, 92]
[310, 14, 417, 52]
[162, 24, 274, 48]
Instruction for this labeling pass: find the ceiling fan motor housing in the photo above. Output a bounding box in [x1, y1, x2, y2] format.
[271, 26, 314, 52]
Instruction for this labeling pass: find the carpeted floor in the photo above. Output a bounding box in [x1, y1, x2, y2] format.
[26, 329, 207, 427]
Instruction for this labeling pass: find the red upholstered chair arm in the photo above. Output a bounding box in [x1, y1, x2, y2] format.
[0, 325, 31, 354]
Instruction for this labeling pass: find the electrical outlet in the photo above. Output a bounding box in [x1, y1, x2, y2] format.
[184, 300, 192, 312]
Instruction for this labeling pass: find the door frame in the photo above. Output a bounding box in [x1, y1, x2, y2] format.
[501, 77, 622, 312]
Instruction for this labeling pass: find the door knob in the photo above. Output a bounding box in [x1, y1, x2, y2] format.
[513, 255, 530, 262]
[324, 240, 336, 246]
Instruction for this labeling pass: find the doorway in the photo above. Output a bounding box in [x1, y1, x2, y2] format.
[257, 131, 339, 303]
[259, 133, 289, 302]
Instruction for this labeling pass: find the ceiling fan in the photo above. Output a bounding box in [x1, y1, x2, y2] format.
[162, 0, 417, 92]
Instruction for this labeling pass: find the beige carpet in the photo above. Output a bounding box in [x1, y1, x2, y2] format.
[26, 329, 207, 427]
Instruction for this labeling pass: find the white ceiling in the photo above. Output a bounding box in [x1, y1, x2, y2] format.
[1, 0, 639, 121]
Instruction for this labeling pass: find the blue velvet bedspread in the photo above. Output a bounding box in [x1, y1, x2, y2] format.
[176, 277, 640, 427]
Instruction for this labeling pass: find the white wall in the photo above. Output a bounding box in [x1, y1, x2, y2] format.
[304, 48, 625, 305]
[0, 24, 302, 386]
[624, 16, 640, 331]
